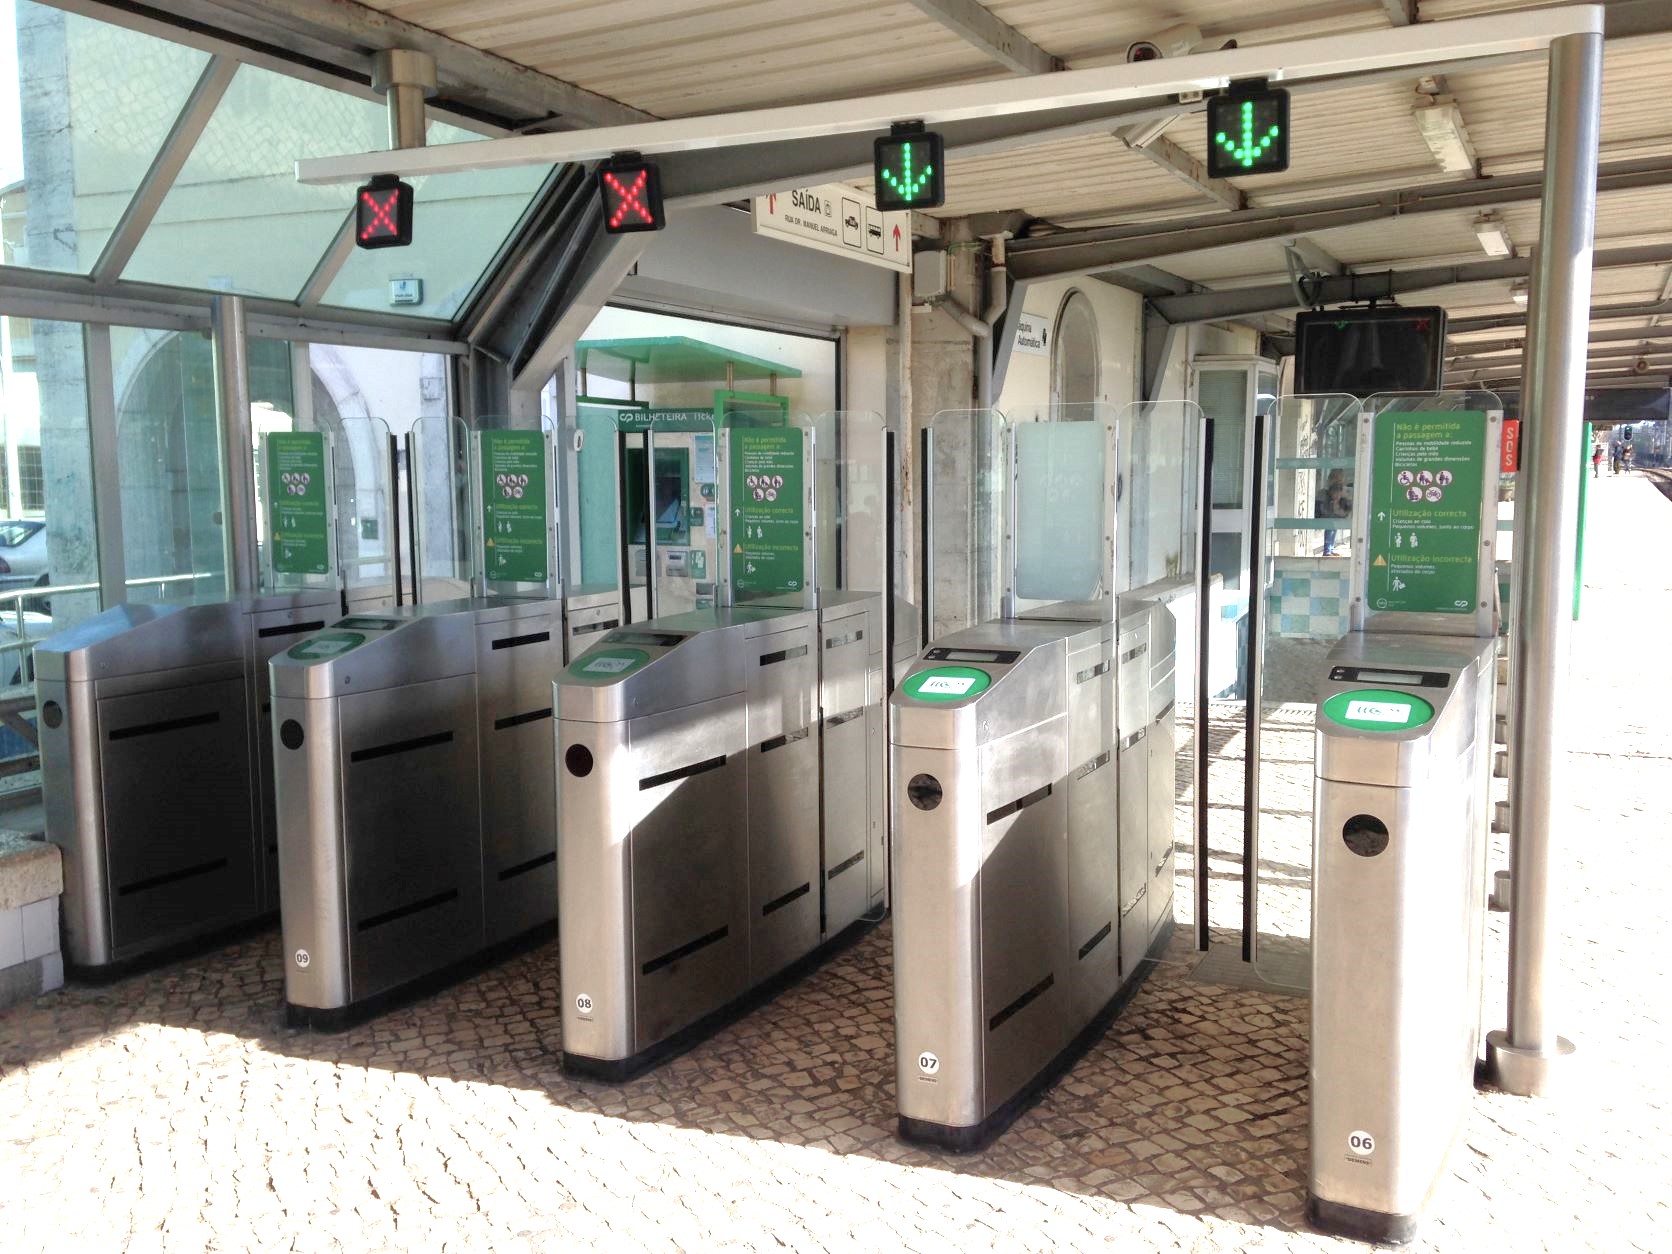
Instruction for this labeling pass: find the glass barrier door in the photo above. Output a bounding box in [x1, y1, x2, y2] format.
[1244, 393, 1362, 989]
[406, 414, 472, 603]
[921, 408, 1007, 640]
[1119, 400, 1207, 954]
[334, 417, 397, 613]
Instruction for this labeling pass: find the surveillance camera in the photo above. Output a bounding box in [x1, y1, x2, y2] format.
[1126, 23, 1202, 62]
[1634, 357, 1650, 374]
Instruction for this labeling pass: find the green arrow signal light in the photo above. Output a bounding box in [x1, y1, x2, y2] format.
[880, 143, 934, 201]
[1214, 101, 1282, 169]
[873, 128, 946, 211]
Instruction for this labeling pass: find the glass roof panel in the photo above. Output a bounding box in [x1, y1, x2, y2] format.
[123, 62, 385, 297]
[320, 120, 551, 321]
[1, 0, 210, 274]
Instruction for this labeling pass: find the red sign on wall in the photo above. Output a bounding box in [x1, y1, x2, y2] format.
[1501, 418, 1521, 473]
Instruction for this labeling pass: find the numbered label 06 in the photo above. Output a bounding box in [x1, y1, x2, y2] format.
[1347, 1130, 1377, 1158]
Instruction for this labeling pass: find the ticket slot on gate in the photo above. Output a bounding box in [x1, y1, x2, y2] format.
[273, 598, 560, 1026]
[1306, 632, 1496, 1243]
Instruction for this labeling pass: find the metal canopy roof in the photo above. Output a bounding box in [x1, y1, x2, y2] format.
[339, 0, 1672, 387]
[4, 0, 1670, 388]
[575, 336, 803, 384]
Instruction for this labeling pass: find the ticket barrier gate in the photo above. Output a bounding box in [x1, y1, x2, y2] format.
[556, 598, 886, 1079]
[35, 591, 336, 973]
[890, 599, 1175, 1150]
[271, 597, 560, 1025]
[1307, 632, 1496, 1243]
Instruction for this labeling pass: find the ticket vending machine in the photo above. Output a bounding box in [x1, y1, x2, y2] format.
[556, 413, 892, 1078]
[35, 427, 353, 972]
[1306, 399, 1503, 1242]
[273, 422, 561, 1024]
[891, 403, 1196, 1150]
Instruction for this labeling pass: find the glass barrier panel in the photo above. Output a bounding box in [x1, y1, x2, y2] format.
[1005, 402, 1118, 620]
[113, 325, 230, 608]
[408, 414, 472, 602]
[1247, 393, 1363, 989]
[1117, 400, 1205, 946]
[805, 411, 887, 602]
[923, 408, 1006, 639]
[334, 417, 395, 612]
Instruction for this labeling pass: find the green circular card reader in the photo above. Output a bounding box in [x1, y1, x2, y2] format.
[901, 665, 992, 703]
[286, 631, 366, 661]
[1321, 688, 1436, 733]
[567, 647, 650, 683]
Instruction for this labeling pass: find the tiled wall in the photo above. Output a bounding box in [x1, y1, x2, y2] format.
[1270, 559, 1352, 639]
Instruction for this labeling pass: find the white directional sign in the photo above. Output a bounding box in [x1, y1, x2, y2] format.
[751, 183, 911, 273]
[1013, 312, 1052, 357]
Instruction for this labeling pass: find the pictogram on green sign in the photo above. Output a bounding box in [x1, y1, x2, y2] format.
[266, 431, 331, 576]
[480, 430, 550, 585]
[1321, 688, 1436, 733]
[901, 666, 992, 703]
[1366, 411, 1489, 616]
[729, 427, 805, 600]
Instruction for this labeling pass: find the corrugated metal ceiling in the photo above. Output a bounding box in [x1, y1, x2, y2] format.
[356, 0, 1672, 342]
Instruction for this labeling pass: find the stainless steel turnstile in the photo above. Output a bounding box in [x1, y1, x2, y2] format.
[1307, 632, 1496, 1244]
[36, 590, 336, 972]
[563, 585, 623, 661]
[557, 601, 884, 1078]
[272, 597, 560, 1024]
[891, 603, 1177, 1150]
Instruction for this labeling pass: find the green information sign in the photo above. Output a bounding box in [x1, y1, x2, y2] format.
[480, 430, 550, 585]
[729, 427, 805, 599]
[565, 647, 649, 683]
[1366, 411, 1488, 616]
[266, 431, 330, 576]
[617, 408, 714, 433]
[286, 630, 365, 662]
[1321, 688, 1436, 733]
[901, 666, 993, 703]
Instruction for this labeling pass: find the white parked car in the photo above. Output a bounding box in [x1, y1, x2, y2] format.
[0, 520, 49, 596]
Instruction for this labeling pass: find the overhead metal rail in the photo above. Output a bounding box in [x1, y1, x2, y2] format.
[296, 8, 1603, 203]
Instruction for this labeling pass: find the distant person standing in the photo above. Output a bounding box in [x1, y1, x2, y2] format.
[1316, 468, 1351, 557]
[1592, 443, 1603, 478]
[1623, 443, 1635, 472]
[1611, 443, 1622, 474]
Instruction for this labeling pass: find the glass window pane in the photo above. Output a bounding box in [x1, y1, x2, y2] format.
[1, 1, 210, 274]
[0, 315, 99, 736]
[111, 326, 228, 603]
[322, 122, 550, 320]
[123, 64, 386, 297]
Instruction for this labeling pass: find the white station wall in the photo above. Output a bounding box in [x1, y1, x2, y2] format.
[995, 278, 1141, 414]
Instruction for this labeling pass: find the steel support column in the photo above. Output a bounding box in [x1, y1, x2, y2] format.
[212, 294, 258, 595]
[1485, 31, 1601, 1097]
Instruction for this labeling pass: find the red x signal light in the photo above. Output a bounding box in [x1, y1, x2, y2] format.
[355, 175, 414, 249]
[598, 154, 665, 234]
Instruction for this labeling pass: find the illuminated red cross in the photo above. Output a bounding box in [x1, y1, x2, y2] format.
[360, 189, 400, 240]
[603, 169, 652, 228]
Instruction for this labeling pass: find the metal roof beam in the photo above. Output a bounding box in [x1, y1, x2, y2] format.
[1148, 243, 1672, 323]
[902, 0, 1061, 75]
[90, 55, 237, 286]
[1118, 129, 1245, 212]
[1451, 323, 1672, 355]
[1381, 1, 1417, 27]
[1009, 155, 1672, 282]
[1450, 299, 1672, 333]
[67, 0, 649, 129]
[296, 8, 1601, 187]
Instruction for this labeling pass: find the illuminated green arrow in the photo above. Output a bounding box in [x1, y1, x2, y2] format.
[1214, 100, 1281, 169]
[880, 142, 934, 202]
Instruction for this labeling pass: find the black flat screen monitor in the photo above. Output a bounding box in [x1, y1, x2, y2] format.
[1295, 307, 1447, 397]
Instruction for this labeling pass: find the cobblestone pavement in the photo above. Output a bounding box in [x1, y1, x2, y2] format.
[2, 476, 1668, 1253]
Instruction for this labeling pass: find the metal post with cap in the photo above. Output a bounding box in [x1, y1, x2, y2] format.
[1485, 28, 1603, 1098]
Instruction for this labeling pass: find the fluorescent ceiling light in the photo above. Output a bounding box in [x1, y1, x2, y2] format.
[1413, 97, 1478, 174]
[1473, 212, 1515, 258]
